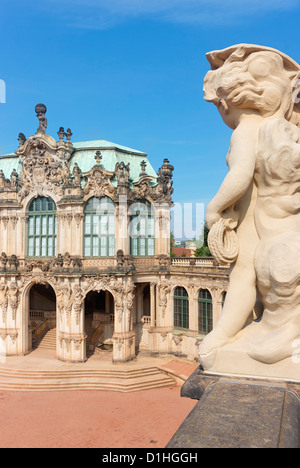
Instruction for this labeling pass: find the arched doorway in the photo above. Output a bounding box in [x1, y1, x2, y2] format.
[29, 283, 57, 351]
[84, 290, 114, 356]
[136, 283, 151, 352]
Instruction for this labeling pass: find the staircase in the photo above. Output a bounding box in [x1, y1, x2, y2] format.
[85, 316, 95, 355]
[34, 328, 56, 351]
[0, 366, 177, 392]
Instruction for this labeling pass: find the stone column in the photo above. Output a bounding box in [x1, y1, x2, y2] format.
[57, 279, 86, 363]
[112, 278, 136, 363]
[150, 282, 156, 327]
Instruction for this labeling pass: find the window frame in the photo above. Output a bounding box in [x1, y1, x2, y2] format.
[27, 197, 57, 258]
[83, 196, 116, 258]
[173, 286, 189, 331]
[198, 289, 213, 335]
[129, 200, 155, 257]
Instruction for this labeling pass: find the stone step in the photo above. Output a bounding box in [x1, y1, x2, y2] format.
[0, 366, 176, 392]
[0, 366, 163, 379]
[34, 329, 56, 350]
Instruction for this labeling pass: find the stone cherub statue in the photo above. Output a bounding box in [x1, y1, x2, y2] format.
[199, 44, 300, 377]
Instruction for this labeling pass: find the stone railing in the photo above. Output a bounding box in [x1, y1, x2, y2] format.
[142, 315, 151, 325]
[171, 257, 229, 270]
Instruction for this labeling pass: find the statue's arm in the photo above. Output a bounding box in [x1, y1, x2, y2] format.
[206, 121, 259, 229]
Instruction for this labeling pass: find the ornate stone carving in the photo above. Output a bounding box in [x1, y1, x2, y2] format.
[0, 283, 8, 322]
[56, 282, 73, 322]
[0, 171, 17, 192]
[8, 282, 19, 320]
[72, 163, 82, 186]
[199, 44, 300, 379]
[17, 139, 65, 200]
[25, 259, 50, 273]
[0, 253, 8, 271]
[73, 285, 84, 325]
[15, 105, 74, 201]
[130, 158, 174, 204]
[124, 278, 135, 312]
[0, 254, 19, 272]
[158, 281, 171, 318]
[116, 250, 125, 271]
[83, 154, 116, 199]
[35, 103, 47, 134]
[18, 133, 26, 147]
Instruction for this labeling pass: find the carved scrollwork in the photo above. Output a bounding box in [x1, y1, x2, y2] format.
[83, 157, 116, 200]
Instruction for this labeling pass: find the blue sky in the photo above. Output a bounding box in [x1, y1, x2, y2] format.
[1, 0, 300, 222]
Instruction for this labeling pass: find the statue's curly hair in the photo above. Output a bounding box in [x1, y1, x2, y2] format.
[204, 46, 300, 125]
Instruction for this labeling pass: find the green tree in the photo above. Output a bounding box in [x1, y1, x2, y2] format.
[170, 231, 176, 257]
[195, 224, 212, 257]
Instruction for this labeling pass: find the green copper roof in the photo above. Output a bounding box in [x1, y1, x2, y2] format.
[0, 140, 158, 184]
[0, 154, 21, 178]
[70, 140, 157, 183]
[72, 139, 147, 156]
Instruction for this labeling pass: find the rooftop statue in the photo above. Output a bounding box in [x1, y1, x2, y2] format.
[199, 44, 300, 378]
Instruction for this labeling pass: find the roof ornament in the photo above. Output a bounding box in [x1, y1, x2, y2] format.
[35, 103, 47, 134]
[57, 127, 65, 142]
[66, 128, 73, 143]
[95, 150, 102, 165]
[139, 160, 147, 177]
[17, 133, 26, 147]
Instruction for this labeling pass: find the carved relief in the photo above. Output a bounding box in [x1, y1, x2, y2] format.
[130, 158, 174, 204]
[56, 282, 73, 323]
[73, 285, 84, 325]
[8, 282, 19, 320]
[83, 155, 116, 199]
[158, 281, 171, 319]
[0, 283, 8, 322]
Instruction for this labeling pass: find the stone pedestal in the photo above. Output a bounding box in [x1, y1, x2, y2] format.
[112, 331, 136, 363]
[167, 368, 300, 448]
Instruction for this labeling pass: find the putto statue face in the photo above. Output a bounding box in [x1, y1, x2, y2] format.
[203, 44, 300, 124]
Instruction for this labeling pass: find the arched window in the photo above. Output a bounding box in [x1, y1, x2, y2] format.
[84, 197, 115, 257]
[174, 286, 189, 330]
[129, 200, 155, 256]
[198, 289, 213, 334]
[27, 197, 57, 257]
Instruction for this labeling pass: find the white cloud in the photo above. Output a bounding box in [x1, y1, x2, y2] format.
[43, 0, 300, 29]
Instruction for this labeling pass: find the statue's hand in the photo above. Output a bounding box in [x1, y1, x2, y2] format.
[206, 206, 221, 230]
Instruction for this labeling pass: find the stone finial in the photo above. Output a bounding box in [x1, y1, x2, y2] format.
[95, 150, 102, 165]
[35, 103, 47, 134]
[139, 160, 147, 177]
[66, 128, 73, 142]
[161, 158, 174, 176]
[18, 133, 26, 147]
[57, 127, 65, 142]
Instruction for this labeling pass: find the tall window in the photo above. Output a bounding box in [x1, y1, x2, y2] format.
[174, 287, 189, 330]
[27, 197, 57, 257]
[198, 289, 213, 334]
[129, 200, 155, 256]
[84, 197, 115, 257]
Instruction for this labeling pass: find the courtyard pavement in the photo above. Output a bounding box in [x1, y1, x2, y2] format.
[0, 350, 198, 448]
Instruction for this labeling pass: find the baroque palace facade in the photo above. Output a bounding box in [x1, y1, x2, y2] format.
[0, 104, 229, 364]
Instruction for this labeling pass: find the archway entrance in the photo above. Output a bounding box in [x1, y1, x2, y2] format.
[84, 290, 114, 356]
[137, 283, 151, 352]
[29, 283, 56, 351]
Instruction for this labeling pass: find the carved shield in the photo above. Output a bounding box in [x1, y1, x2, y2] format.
[33, 167, 46, 184]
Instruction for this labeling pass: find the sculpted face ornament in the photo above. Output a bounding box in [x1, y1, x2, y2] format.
[199, 44, 300, 379]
